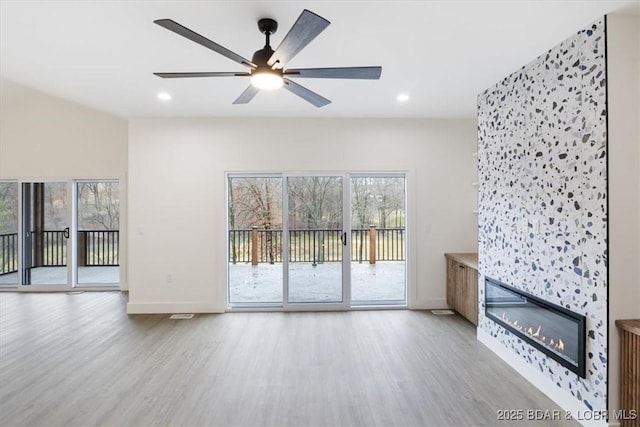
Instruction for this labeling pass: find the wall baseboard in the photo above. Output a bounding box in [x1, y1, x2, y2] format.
[126, 301, 224, 314]
[477, 329, 610, 427]
[409, 297, 448, 310]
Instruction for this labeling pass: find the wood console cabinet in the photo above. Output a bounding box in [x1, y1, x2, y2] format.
[445, 253, 479, 325]
[615, 319, 640, 426]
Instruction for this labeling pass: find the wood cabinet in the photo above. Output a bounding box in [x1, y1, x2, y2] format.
[615, 319, 640, 427]
[445, 253, 478, 325]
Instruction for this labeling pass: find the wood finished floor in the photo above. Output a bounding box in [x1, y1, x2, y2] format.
[0, 292, 578, 427]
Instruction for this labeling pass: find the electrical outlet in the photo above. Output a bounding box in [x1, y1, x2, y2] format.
[166, 274, 173, 284]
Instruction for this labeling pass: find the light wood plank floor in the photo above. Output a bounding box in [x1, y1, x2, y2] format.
[0, 292, 578, 427]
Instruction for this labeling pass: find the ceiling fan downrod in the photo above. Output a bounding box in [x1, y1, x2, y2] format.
[253, 18, 278, 67]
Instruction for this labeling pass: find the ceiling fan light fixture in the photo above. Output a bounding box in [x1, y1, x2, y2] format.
[250, 70, 283, 90]
[153, 10, 381, 107]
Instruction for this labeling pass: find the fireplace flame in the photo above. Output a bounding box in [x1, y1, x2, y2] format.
[500, 312, 565, 355]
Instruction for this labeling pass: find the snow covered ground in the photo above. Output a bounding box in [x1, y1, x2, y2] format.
[229, 261, 405, 304]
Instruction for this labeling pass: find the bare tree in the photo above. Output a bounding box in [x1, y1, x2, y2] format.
[0, 183, 19, 233]
[288, 177, 342, 263]
[351, 178, 373, 262]
[77, 182, 120, 230]
[373, 178, 405, 228]
[228, 177, 282, 263]
[288, 177, 341, 229]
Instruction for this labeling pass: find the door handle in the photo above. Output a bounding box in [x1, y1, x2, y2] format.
[63, 227, 70, 239]
[340, 232, 347, 246]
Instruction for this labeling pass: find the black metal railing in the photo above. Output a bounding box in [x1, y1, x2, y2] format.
[229, 229, 252, 264]
[43, 230, 67, 266]
[80, 230, 119, 266]
[228, 228, 405, 264]
[0, 232, 18, 275]
[375, 228, 405, 261]
[290, 229, 343, 264]
[0, 230, 119, 274]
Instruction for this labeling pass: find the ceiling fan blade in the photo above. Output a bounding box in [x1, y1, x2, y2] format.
[232, 85, 260, 104]
[154, 72, 250, 78]
[267, 10, 330, 69]
[282, 78, 330, 108]
[284, 66, 382, 80]
[154, 19, 256, 68]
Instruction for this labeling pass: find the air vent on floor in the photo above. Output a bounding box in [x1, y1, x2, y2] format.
[431, 309, 455, 315]
[169, 313, 194, 319]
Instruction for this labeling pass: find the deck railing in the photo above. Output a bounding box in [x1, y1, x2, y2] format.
[0, 230, 119, 275]
[228, 227, 405, 265]
[0, 232, 18, 275]
[78, 230, 119, 266]
[42, 230, 67, 266]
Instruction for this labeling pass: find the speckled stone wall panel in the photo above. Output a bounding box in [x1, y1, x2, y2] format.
[477, 18, 607, 411]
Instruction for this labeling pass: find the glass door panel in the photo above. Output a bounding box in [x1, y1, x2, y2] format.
[227, 176, 283, 304]
[22, 182, 69, 286]
[76, 181, 120, 285]
[0, 182, 19, 286]
[286, 176, 344, 304]
[350, 176, 406, 304]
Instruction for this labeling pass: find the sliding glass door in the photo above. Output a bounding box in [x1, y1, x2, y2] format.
[22, 182, 70, 286]
[350, 175, 406, 304]
[0, 179, 120, 289]
[76, 181, 120, 285]
[0, 182, 19, 286]
[227, 173, 406, 310]
[228, 176, 284, 305]
[286, 175, 346, 305]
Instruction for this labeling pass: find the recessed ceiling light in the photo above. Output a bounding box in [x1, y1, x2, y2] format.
[396, 93, 410, 102]
[157, 91, 172, 101]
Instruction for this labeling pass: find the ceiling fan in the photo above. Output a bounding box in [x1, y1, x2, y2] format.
[153, 9, 382, 107]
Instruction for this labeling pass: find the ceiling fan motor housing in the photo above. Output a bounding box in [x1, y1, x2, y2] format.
[251, 46, 276, 68]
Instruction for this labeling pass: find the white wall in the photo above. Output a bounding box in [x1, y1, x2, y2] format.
[0, 84, 127, 178]
[127, 118, 477, 313]
[0, 82, 129, 288]
[606, 12, 640, 417]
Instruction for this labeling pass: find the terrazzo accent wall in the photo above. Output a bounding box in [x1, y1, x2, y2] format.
[477, 18, 608, 411]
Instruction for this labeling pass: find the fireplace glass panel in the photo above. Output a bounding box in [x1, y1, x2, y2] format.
[485, 278, 585, 377]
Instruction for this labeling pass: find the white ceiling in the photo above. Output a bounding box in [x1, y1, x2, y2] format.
[1, 0, 637, 119]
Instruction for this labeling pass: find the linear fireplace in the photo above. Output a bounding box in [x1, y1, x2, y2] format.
[485, 278, 586, 378]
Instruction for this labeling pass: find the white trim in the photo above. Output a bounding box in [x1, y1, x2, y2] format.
[477, 329, 608, 427]
[342, 174, 352, 306]
[409, 297, 449, 310]
[126, 302, 223, 314]
[69, 180, 77, 287]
